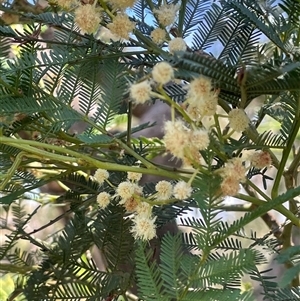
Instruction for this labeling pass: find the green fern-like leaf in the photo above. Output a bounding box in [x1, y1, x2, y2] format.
[135, 241, 166, 301]
[92, 59, 128, 129]
[192, 3, 226, 51]
[178, 0, 211, 38]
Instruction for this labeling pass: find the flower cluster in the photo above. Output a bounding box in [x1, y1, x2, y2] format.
[130, 62, 174, 103]
[151, 28, 166, 44]
[153, 3, 180, 26]
[155, 180, 173, 200]
[107, 14, 135, 39]
[173, 181, 192, 200]
[228, 108, 250, 132]
[185, 76, 219, 121]
[163, 119, 210, 165]
[127, 171, 143, 182]
[56, 0, 77, 10]
[155, 180, 192, 201]
[219, 157, 246, 196]
[74, 4, 102, 34]
[130, 215, 157, 241]
[116, 175, 156, 240]
[168, 38, 187, 53]
[129, 81, 152, 104]
[95, 169, 193, 241]
[94, 168, 109, 185]
[250, 151, 272, 169]
[152, 61, 174, 85]
[108, 0, 136, 10]
[97, 192, 111, 209]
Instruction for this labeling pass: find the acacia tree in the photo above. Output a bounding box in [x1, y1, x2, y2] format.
[1, 0, 300, 300]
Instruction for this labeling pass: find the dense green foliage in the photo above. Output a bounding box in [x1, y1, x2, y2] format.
[1, 0, 300, 300]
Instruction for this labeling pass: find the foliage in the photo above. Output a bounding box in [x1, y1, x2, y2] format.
[0, 0, 300, 300]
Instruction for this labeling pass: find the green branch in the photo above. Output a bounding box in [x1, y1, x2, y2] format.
[272, 105, 300, 199]
[0, 137, 185, 181]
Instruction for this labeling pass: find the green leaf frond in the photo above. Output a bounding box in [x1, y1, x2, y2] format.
[5, 248, 37, 271]
[0, 36, 10, 64]
[274, 245, 300, 288]
[247, 230, 281, 253]
[249, 130, 285, 149]
[279, 0, 300, 27]
[121, 47, 161, 70]
[249, 266, 277, 295]
[1, 0, 300, 299]
[159, 233, 189, 298]
[92, 59, 128, 129]
[224, 128, 286, 154]
[21, 208, 134, 300]
[143, 183, 194, 228]
[136, 241, 165, 301]
[93, 204, 135, 270]
[131, 16, 155, 36]
[268, 287, 300, 301]
[136, 233, 258, 301]
[225, 0, 292, 54]
[246, 67, 300, 96]
[132, 0, 152, 23]
[178, 0, 211, 38]
[276, 245, 300, 264]
[197, 249, 259, 286]
[192, 3, 226, 51]
[154, 201, 193, 227]
[180, 289, 253, 301]
[0, 201, 37, 262]
[25, 12, 76, 31]
[60, 172, 99, 195]
[163, 81, 187, 103]
[217, 13, 261, 66]
[53, 213, 94, 259]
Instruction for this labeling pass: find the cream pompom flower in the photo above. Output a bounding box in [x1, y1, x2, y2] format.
[127, 171, 143, 182]
[130, 81, 152, 104]
[107, 14, 135, 39]
[97, 192, 111, 209]
[173, 181, 192, 200]
[150, 28, 166, 44]
[94, 169, 109, 185]
[121, 197, 139, 212]
[163, 119, 190, 159]
[187, 76, 212, 97]
[152, 62, 174, 85]
[135, 202, 152, 217]
[153, 3, 180, 26]
[130, 215, 157, 241]
[108, 0, 136, 10]
[168, 38, 187, 53]
[185, 76, 219, 119]
[190, 129, 210, 150]
[56, 0, 77, 10]
[220, 177, 240, 196]
[250, 151, 272, 169]
[221, 157, 246, 183]
[116, 181, 136, 200]
[74, 4, 102, 34]
[189, 95, 218, 117]
[228, 108, 250, 132]
[117, 182, 143, 204]
[219, 157, 246, 196]
[155, 180, 173, 200]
